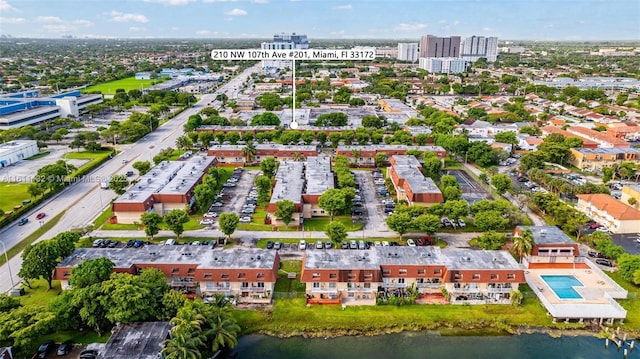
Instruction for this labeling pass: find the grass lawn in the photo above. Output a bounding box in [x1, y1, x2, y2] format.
[444, 158, 463, 169]
[25, 151, 50, 160]
[101, 218, 204, 231]
[232, 284, 579, 337]
[0, 211, 65, 266]
[606, 271, 640, 329]
[83, 77, 162, 95]
[279, 260, 302, 274]
[92, 207, 113, 228]
[20, 279, 62, 307]
[0, 182, 32, 213]
[64, 150, 113, 178]
[303, 217, 363, 232]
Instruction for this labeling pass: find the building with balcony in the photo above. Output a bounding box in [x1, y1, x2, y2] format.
[207, 144, 318, 165]
[336, 145, 446, 166]
[513, 226, 579, 267]
[461, 36, 498, 62]
[419, 35, 461, 58]
[111, 155, 217, 224]
[55, 247, 279, 305]
[606, 124, 640, 142]
[540, 126, 599, 149]
[576, 194, 640, 234]
[568, 148, 640, 171]
[388, 155, 443, 206]
[397, 43, 419, 62]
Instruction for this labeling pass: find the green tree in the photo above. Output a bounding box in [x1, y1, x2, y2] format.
[141, 212, 163, 239]
[260, 157, 278, 178]
[255, 175, 272, 205]
[241, 142, 257, 163]
[512, 229, 535, 261]
[386, 212, 412, 240]
[160, 290, 188, 321]
[18, 240, 60, 289]
[491, 174, 513, 195]
[34, 160, 73, 192]
[442, 186, 462, 201]
[493, 131, 518, 145]
[441, 199, 469, 220]
[219, 212, 240, 241]
[617, 254, 640, 283]
[473, 210, 509, 232]
[0, 306, 57, 355]
[251, 112, 281, 126]
[109, 174, 129, 195]
[325, 221, 348, 243]
[275, 200, 296, 226]
[361, 115, 383, 128]
[164, 209, 190, 238]
[203, 306, 241, 352]
[69, 257, 114, 289]
[602, 167, 614, 183]
[414, 214, 440, 235]
[475, 231, 507, 250]
[194, 184, 215, 211]
[100, 271, 161, 324]
[318, 188, 347, 221]
[132, 160, 151, 175]
[0, 294, 21, 312]
[440, 175, 459, 189]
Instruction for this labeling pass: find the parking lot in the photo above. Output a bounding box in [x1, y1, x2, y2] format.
[204, 169, 259, 226]
[611, 233, 640, 255]
[353, 170, 389, 231]
[445, 170, 492, 204]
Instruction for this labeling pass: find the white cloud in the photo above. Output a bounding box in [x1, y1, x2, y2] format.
[109, 11, 149, 23]
[224, 8, 247, 15]
[72, 19, 93, 27]
[333, 4, 352, 9]
[251, 0, 269, 3]
[129, 27, 147, 32]
[203, 0, 238, 2]
[330, 30, 346, 35]
[36, 16, 63, 23]
[0, 0, 18, 12]
[43, 24, 77, 33]
[196, 30, 213, 35]
[143, 0, 196, 5]
[395, 23, 428, 31]
[0, 16, 25, 24]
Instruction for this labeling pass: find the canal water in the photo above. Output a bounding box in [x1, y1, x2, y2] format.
[234, 332, 640, 359]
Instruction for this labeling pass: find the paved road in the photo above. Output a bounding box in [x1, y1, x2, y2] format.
[0, 64, 263, 293]
[353, 170, 389, 233]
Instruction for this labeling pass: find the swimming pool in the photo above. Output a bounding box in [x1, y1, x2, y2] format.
[540, 275, 584, 299]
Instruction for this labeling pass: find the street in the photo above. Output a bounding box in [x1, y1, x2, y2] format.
[0, 64, 262, 293]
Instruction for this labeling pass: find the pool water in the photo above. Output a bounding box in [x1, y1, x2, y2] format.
[540, 275, 584, 299]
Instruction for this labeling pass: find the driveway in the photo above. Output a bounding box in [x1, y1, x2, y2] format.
[611, 233, 640, 255]
[353, 170, 389, 232]
[214, 169, 259, 218]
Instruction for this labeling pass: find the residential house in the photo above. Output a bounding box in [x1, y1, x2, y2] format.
[576, 194, 640, 233]
[388, 155, 443, 206]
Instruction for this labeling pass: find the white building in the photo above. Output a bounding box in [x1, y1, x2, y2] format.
[461, 36, 498, 62]
[0, 140, 39, 167]
[397, 43, 419, 62]
[419, 57, 467, 74]
[261, 32, 309, 70]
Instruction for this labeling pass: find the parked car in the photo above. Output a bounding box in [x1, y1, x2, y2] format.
[341, 241, 349, 249]
[133, 240, 144, 248]
[18, 218, 28, 226]
[125, 171, 135, 177]
[35, 212, 46, 220]
[382, 241, 390, 247]
[358, 240, 366, 250]
[325, 241, 333, 249]
[316, 240, 324, 249]
[37, 340, 55, 358]
[200, 218, 214, 225]
[374, 241, 382, 247]
[349, 240, 358, 249]
[596, 227, 610, 233]
[299, 240, 307, 250]
[239, 216, 252, 223]
[57, 340, 74, 356]
[588, 250, 607, 258]
[274, 241, 282, 250]
[204, 212, 218, 218]
[79, 350, 99, 359]
[266, 241, 274, 249]
[596, 258, 614, 267]
[92, 239, 104, 247]
[126, 239, 135, 247]
[407, 239, 416, 247]
[458, 219, 466, 228]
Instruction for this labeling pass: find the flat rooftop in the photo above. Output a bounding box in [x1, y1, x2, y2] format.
[574, 147, 640, 155]
[158, 155, 216, 195]
[442, 249, 522, 271]
[304, 249, 381, 270]
[114, 161, 184, 204]
[102, 322, 171, 359]
[517, 225, 575, 245]
[305, 157, 334, 195]
[337, 144, 445, 153]
[270, 161, 304, 205]
[392, 155, 442, 195]
[58, 247, 277, 270]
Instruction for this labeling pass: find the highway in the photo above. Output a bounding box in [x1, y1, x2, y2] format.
[0, 64, 262, 293]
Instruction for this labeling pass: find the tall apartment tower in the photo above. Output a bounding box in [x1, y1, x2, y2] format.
[261, 32, 309, 69]
[461, 36, 498, 62]
[419, 35, 461, 58]
[397, 43, 419, 62]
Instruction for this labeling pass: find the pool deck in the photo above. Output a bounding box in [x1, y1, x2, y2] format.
[525, 260, 628, 321]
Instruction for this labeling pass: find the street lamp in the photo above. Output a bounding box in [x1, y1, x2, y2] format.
[0, 240, 15, 290]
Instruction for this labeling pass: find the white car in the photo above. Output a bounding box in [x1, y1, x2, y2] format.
[200, 219, 214, 225]
[374, 241, 382, 247]
[239, 216, 252, 223]
[204, 212, 218, 218]
[407, 239, 416, 247]
[595, 227, 610, 233]
[299, 240, 307, 250]
[382, 241, 390, 247]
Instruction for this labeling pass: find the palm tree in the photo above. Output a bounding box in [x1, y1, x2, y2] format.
[512, 229, 535, 262]
[350, 149, 362, 165]
[241, 142, 256, 164]
[161, 331, 203, 359]
[202, 306, 241, 352]
[293, 151, 303, 162]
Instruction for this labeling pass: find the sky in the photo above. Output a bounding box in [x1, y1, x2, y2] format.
[0, 0, 639, 41]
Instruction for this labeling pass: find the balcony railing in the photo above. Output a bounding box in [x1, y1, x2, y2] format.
[380, 282, 408, 288]
[487, 287, 513, 293]
[241, 286, 266, 292]
[451, 286, 481, 293]
[311, 287, 339, 293]
[347, 286, 374, 292]
[416, 282, 442, 288]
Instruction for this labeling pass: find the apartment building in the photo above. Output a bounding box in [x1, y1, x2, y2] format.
[336, 145, 447, 166]
[418, 57, 467, 74]
[111, 155, 217, 224]
[419, 35, 461, 58]
[261, 32, 308, 69]
[207, 144, 318, 165]
[266, 157, 335, 222]
[540, 126, 599, 149]
[621, 185, 640, 209]
[576, 194, 640, 234]
[513, 226, 579, 267]
[607, 125, 640, 142]
[569, 148, 640, 171]
[55, 247, 280, 304]
[457, 120, 519, 137]
[397, 43, 419, 62]
[461, 36, 498, 62]
[388, 155, 443, 206]
[301, 247, 524, 306]
[566, 126, 630, 149]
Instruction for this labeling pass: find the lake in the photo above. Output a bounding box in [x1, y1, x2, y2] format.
[234, 332, 640, 359]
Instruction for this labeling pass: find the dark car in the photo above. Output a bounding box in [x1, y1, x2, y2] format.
[341, 241, 349, 249]
[18, 218, 28, 226]
[125, 171, 135, 177]
[266, 241, 274, 249]
[79, 349, 99, 359]
[37, 340, 54, 358]
[126, 239, 135, 247]
[133, 240, 144, 248]
[57, 340, 74, 356]
[596, 259, 614, 267]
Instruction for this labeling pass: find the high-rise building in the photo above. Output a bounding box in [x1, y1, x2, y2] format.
[461, 36, 498, 62]
[419, 35, 461, 58]
[419, 57, 467, 74]
[261, 32, 309, 69]
[397, 43, 419, 62]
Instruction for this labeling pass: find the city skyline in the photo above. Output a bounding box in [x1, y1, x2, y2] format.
[0, 0, 638, 41]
